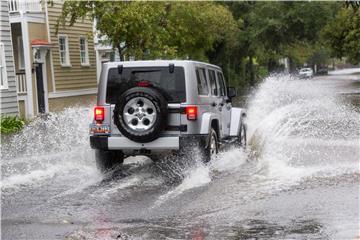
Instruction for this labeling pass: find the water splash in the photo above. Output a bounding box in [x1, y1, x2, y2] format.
[246, 74, 360, 183]
[1, 106, 98, 191]
[1, 106, 93, 159]
[155, 74, 360, 204]
[1, 74, 359, 203]
[154, 163, 211, 206]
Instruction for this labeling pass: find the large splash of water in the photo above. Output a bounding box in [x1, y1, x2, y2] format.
[1, 106, 101, 191]
[246, 74, 359, 181]
[1, 75, 359, 200]
[156, 74, 360, 203]
[1, 106, 92, 159]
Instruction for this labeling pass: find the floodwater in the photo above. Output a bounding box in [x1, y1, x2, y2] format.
[1, 73, 359, 240]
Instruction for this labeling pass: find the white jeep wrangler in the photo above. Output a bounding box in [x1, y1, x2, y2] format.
[90, 60, 246, 171]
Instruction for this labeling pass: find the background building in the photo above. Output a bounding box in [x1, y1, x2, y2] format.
[7, 0, 97, 118]
[0, 0, 19, 116]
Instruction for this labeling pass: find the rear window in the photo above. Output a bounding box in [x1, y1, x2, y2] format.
[106, 67, 186, 103]
[196, 68, 209, 95]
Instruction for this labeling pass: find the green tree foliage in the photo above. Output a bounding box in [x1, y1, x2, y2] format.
[166, 2, 238, 61]
[59, 1, 237, 61]
[322, 7, 360, 64]
[284, 41, 315, 66]
[209, 1, 341, 88]
[231, 2, 340, 69]
[59, 1, 352, 89]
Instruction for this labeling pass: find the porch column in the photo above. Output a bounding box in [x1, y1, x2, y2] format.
[21, 16, 34, 118]
[42, 53, 49, 113]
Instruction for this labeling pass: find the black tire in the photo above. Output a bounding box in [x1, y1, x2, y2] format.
[200, 128, 219, 163]
[237, 122, 247, 147]
[95, 150, 124, 172]
[113, 87, 168, 143]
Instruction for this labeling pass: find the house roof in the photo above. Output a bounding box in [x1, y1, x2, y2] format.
[31, 39, 52, 46]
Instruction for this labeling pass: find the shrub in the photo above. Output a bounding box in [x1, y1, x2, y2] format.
[0, 116, 25, 135]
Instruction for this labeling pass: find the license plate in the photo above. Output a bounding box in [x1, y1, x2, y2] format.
[89, 123, 110, 135]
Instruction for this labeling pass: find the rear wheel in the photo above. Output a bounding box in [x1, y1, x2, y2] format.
[95, 150, 124, 172]
[201, 128, 219, 163]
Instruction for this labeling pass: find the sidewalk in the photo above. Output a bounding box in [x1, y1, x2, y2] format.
[328, 68, 360, 75]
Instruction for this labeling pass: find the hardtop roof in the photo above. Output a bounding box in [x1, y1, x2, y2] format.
[104, 60, 221, 70]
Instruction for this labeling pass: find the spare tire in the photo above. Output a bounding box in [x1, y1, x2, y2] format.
[113, 87, 168, 143]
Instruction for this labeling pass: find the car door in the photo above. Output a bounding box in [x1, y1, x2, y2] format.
[208, 69, 223, 138]
[195, 66, 211, 121]
[217, 71, 231, 137]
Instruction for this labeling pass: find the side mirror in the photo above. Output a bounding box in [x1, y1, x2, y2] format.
[227, 87, 236, 98]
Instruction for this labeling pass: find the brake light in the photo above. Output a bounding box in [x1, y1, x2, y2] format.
[137, 80, 151, 87]
[185, 106, 198, 120]
[94, 106, 105, 122]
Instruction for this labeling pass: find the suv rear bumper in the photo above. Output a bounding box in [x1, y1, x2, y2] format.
[90, 136, 179, 150]
[90, 135, 206, 152]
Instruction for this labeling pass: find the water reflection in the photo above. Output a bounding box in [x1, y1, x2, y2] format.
[230, 219, 324, 240]
[67, 218, 324, 240]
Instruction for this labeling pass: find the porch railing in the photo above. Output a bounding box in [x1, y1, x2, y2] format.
[16, 73, 27, 94]
[8, 0, 42, 13]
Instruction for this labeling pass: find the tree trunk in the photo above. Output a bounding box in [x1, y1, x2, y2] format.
[267, 59, 277, 73]
[288, 57, 298, 73]
[249, 55, 255, 86]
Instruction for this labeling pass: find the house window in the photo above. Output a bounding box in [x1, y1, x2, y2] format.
[0, 42, 8, 89]
[79, 37, 89, 65]
[58, 35, 70, 66]
[17, 36, 24, 70]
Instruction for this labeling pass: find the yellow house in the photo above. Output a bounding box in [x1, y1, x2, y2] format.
[9, 0, 97, 118]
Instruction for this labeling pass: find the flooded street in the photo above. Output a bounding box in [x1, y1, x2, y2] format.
[1, 73, 359, 240]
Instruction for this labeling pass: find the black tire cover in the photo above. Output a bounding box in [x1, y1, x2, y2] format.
[113, 87, 168, 143]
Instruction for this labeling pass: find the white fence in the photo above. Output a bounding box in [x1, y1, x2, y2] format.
[16, 73, 27, 94]
[8, 0, 42, 13]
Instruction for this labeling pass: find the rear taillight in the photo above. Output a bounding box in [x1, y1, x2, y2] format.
[94, 106, 105, 122]
[137, 80, 151, 87]
[185, 106, 197, 120]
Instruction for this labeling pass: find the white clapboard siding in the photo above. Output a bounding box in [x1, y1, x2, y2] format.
[0, 0, 19, 115]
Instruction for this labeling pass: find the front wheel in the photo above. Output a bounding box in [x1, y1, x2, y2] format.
[95, 150, 124, 172]
[237, 123, 247, 147]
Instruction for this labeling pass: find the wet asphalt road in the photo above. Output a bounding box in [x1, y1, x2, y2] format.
[1, 72, 360, 240]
